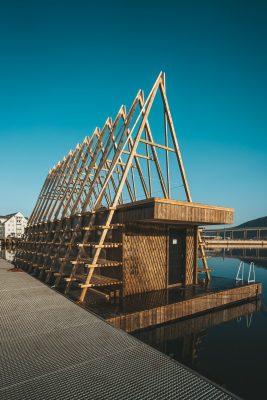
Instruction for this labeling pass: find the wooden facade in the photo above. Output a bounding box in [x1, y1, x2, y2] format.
[122, 222, 198, 295]
[15, 73, 234, 305]
[116, 198, 233, 225]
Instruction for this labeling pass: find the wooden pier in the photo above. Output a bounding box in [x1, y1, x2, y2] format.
[203, 227, 267, 241]
[205, 239, 267, 248]
[0, 258, 238, 399]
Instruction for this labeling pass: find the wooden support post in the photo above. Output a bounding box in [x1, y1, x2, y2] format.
[159, 75, 210, 281]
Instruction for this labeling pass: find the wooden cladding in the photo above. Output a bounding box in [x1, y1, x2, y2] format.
[116, 198, 233, 225]
[155, 200, 233, 225]
[185, 227, 197, 285]
[123, 224, 167, 296]
[123, 223, 198, 296]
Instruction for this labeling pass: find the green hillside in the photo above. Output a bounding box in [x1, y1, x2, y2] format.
[235, 216, 267, 228]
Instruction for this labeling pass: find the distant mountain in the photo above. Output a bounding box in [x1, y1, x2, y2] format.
[235, 216, 267, 228]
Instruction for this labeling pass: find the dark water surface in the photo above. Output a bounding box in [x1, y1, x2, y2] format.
[133, 250, 267, 400]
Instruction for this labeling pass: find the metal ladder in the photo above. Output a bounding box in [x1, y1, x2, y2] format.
[236, 261, 255, 283]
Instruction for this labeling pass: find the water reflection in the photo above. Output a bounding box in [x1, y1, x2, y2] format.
[134, 250, 267, 399]
[207, 247, 267, 270]
[133, 301, 259, 369]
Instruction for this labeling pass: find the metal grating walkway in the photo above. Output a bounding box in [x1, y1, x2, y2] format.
[0, 258, 238, 400]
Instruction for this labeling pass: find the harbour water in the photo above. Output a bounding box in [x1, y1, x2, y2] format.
[133, 249, 267, 400]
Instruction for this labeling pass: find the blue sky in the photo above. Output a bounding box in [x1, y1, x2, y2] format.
[0, 0, 266, 225]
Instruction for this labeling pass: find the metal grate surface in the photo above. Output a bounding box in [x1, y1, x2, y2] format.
[0, 258, 238, 400]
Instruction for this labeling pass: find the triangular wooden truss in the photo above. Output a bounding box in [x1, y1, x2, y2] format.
[16, 72, 210, 303]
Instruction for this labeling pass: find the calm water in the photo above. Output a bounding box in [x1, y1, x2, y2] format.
[2, 246, 267, 399]
[133, 250, 267, 400]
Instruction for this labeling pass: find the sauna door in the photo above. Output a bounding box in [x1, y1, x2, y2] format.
[168, 229, 186, 285]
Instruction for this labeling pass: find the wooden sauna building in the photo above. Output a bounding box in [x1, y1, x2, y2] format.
[15, 72, 261, 325]
[89, 198, 234, 297]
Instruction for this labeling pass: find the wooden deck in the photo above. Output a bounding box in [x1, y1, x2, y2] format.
[0, 258, 238, 400]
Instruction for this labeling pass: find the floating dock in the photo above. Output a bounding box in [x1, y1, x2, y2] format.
[0, 258, 239, 400]
[87, 278, 261, 332]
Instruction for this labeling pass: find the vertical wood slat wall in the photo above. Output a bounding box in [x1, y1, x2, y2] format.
[123, 223, 167, 296]
[122, 222, 198, 296]
[185, 227, 197, 285]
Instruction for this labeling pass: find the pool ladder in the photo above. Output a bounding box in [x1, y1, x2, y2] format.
[236, 261, 256, 283]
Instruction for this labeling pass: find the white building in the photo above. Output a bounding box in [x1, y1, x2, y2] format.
[0, 212, 28, 239]
[0, 248, 15, 262]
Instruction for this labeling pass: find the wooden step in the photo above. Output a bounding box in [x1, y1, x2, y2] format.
[77, 243, 122, 248]
[86, 288, 110, 300]
[82, 224, 124, 231]
[85, 260, 123, 268]
[64, 274, 122, 288]
[47, 242, 73, 246]
[197, 268, 214, 272]
[54, 272, 65, 277]
[81, 275, 123, 288]
[71, 258, 122, 267]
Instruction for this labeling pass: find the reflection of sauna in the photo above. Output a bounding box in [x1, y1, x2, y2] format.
[133, 301, 260, 364]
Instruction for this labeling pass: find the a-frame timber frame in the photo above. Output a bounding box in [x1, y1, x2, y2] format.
[16, 72, 211, 303]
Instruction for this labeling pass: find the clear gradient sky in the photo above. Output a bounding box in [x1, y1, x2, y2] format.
[0, 0, 266, 225]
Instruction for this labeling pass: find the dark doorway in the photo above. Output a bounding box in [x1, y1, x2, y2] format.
[168, 228, 186, 285]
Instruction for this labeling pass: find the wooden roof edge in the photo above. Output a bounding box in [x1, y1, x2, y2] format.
[140, 218, 233, 226]
[116, 197, 234, 213]
[154, 198, 234, 212]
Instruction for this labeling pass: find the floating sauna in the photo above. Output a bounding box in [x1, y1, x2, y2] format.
[15, 72, 260, 321]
